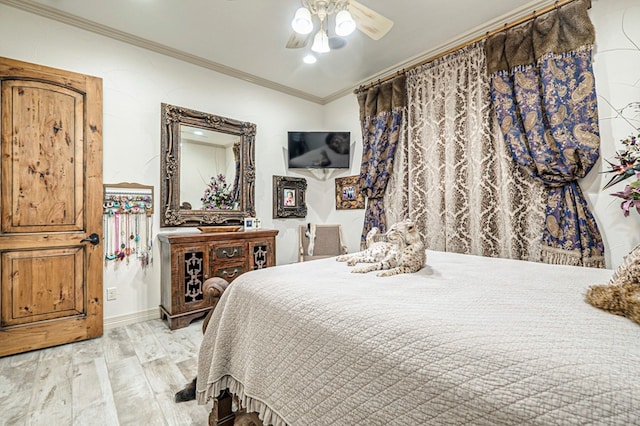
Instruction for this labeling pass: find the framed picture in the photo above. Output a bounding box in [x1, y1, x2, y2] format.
[273, 176, 307, 218]
[335, 175, 365, 210]
[244, 217, 257, 231]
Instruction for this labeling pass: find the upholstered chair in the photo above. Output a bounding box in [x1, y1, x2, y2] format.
[298, 224, 348, 262]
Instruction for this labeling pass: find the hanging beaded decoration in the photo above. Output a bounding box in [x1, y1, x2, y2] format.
[103, 183, 154, 268]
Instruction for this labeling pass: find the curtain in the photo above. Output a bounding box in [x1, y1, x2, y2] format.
[486, 0, 604, 267]
[357, 76, 406, 248]
[385, 42, 546, 261]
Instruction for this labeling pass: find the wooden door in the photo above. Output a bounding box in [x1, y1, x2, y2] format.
[0, 57, 103, 356]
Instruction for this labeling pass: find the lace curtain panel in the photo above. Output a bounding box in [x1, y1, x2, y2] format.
[357, 76, 406, 248]
[485, 0, 604, 267]
[385, 42, 546, 261]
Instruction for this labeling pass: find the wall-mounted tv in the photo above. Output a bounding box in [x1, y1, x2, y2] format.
[288, 131, 350, 169]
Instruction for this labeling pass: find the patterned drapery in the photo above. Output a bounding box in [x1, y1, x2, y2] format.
[385, 42, 546, 260]
[357, 76, 406, 248]
[486, 0, 604, 267]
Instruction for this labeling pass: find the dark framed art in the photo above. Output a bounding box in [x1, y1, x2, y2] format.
[335, 175, 365, 210]
[273, 176, 307, 218]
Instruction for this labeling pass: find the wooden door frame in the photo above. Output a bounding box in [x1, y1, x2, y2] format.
[0, 56, 103, 356]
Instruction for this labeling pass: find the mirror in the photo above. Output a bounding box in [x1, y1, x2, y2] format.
[179, 125, 240, 210]
[160, 103, 256, 227]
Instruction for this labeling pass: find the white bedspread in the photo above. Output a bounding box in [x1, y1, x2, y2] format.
[197, 250, 640, 425]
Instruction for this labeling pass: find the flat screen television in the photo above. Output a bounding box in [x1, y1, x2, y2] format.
[288, 131, 350, 169]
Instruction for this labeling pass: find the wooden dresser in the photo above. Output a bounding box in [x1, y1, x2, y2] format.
[158, 229, 278, 329]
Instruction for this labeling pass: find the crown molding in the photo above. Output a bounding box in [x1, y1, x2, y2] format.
[0, 0, 563, 106]
[0, 0, 326, 104]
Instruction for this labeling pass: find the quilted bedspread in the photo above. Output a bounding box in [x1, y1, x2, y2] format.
[197, 250, 640, 425]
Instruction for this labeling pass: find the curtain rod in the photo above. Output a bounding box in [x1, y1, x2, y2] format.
[355, 0, 584, 93]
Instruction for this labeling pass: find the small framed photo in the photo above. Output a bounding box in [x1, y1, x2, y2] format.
[283, 188, 296, 207]
[244, 217, 257, 231]
[273, 175, 307, 218]
[335, 175, 365, 210]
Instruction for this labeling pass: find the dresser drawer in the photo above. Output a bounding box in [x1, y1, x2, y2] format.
[213, 262, 247, 281]
[158, 229, 278, 330]
[212, 244, 245, 260]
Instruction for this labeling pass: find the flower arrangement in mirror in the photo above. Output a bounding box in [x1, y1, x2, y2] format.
[201, 174, 236, 210]
[604, 133, 640, 216]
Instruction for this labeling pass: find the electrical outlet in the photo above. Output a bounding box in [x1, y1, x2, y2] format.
[106, 287, 117, 301]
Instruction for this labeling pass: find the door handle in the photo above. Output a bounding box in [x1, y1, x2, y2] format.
[80, 233, 100, 246]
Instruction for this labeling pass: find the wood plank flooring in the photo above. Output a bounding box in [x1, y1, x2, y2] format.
[0, 319, 211, 425]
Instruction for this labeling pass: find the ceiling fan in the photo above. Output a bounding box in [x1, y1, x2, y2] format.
[286, 0, 394, 53]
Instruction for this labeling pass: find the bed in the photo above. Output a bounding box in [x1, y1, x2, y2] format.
[196, 250, 640, 425]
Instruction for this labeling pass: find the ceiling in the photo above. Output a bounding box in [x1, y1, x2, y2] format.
[1, 0, 556, 104]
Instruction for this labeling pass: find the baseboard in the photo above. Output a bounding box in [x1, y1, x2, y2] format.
[104, 307, 160, 330]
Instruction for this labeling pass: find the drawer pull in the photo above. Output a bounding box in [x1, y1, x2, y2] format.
[221, 268, 239, 278]
[221, 248, 239, 258]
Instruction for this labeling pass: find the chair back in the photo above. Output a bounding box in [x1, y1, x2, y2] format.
[299, 224, 348, 262]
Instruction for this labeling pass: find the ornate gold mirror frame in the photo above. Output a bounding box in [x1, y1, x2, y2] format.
[160, 103, 256, 227]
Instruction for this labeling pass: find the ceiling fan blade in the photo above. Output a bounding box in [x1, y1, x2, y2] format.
[348, 0, 394, 41]
[286, 31, 309, 49]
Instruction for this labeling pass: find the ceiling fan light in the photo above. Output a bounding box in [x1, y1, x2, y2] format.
[335, 9, 356, 36]
[291, 7, 313, 35]
[311, 29, 330, 53]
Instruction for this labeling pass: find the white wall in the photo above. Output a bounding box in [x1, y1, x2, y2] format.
[0, 4, 353, 323]
[585, 0, 640, 268]
[0, 0, 637, 323]
[322, 95, 365, 252]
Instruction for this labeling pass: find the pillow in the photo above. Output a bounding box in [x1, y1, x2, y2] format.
[585, 243, 640, 325]
[609, 243, 640, 286]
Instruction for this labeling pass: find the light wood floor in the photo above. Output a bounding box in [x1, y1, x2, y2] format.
[0, 318, 212, 426]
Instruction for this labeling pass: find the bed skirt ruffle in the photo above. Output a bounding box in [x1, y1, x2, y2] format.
[198, 375, 288, 426]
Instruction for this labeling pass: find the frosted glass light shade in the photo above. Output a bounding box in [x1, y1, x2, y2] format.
[335, 10, 356, 36]
[311, 29, 330, 53]
[291, 7, 313, 34]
